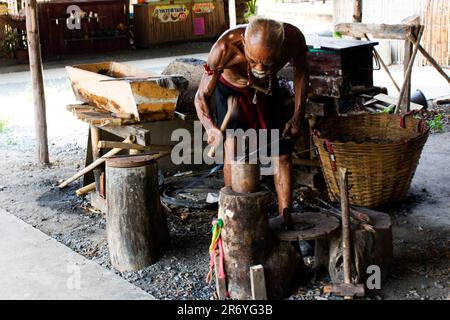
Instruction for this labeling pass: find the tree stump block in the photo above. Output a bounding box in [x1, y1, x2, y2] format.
[218, 186, 301, 299]
[328, 208, 393, 284]
[106, 154, 169, 272]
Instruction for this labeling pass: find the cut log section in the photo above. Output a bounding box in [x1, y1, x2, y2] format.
[328, 208, 393, 284]
[106, 154, 169, 272]
[218, 186, 301, 299]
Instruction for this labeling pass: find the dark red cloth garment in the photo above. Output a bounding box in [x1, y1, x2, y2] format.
[218, 75, 268, 130]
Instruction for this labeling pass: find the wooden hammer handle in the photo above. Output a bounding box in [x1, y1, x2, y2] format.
[208, 96, 238, 158]
[338, 167, 352, 285]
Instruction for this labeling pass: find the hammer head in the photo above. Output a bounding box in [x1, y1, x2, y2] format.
[323, 283, 365, 298]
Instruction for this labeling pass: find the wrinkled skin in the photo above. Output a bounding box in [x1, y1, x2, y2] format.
[194, 23, 309, 228]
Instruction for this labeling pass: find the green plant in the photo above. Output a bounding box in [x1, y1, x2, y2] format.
[3, 26, 27, 54]
[0, 117, 9, 133]
[244, 0, 257, 23]
[382, 105, 395, 113]
[426, 114, 444, 131]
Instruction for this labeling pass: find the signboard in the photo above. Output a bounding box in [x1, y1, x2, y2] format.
[193, 17, 206, 35]
[153, 4, 189, 23]
[192, 2, 215, 14]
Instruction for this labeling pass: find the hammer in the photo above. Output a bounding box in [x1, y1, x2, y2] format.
[208, 96, 239, 158]
[324, 168, 365, 299]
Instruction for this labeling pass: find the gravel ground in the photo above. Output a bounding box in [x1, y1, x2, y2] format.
[0, 54, 448, 300]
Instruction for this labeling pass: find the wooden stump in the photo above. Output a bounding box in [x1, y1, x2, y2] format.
[106, 154, 169, 272]
[218, 186, 301, 299]
[328, 208, 393, 284]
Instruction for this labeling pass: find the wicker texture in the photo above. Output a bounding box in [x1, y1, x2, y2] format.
[313, 113, 429, 208]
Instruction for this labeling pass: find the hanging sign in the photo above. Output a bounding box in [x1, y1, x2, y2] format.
[153, 4, 189, 23]
[192, 2, 215, 14]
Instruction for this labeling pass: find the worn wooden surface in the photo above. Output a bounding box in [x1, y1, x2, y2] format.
[218, 186, 301, 299]
[26, 0, 49, 164]
[106, 158, 169, 272]
[335, 23, 413, 40]
[66, 61, 182, 122]
[269, 212, 340, 242]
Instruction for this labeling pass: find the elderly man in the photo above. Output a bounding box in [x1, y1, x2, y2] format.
[194, 16, 309, 226]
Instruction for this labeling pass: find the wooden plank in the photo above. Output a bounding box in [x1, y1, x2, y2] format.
[373, 93, 423, 110]
[335, 23, 412, 40]
[100, 124, 151, 146]
[26, 0, 49, 164]
[250, 265, 267, 300]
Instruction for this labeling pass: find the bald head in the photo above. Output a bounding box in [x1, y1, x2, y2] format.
[245, 16, 285, 49]
[243, 16, 285, 79]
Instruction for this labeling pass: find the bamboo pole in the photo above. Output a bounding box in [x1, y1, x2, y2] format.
[76, 182, 96, 197]
[58, 136, 134, 188]
[364, 34, 400, 92]
[417, 44, 450, 85]
[26, 0, 49, 164]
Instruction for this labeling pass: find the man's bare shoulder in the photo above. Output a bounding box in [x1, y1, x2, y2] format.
[207, 26, 247, 69]
[283, 23, 307, 52]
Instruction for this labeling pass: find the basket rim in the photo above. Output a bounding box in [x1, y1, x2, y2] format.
[312, 113, 430, 147]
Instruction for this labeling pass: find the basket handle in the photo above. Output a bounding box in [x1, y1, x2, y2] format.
[400, 110, 429, 134]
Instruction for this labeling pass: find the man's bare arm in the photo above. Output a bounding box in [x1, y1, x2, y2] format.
[292, 36, 309, 123]
[194, 42, 228, 132]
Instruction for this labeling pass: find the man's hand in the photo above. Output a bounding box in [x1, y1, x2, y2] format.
[282, 117, 302, 140]
[207, 126, 223, 148]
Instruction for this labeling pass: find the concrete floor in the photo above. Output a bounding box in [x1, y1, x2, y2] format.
[0, 208, 154, 300]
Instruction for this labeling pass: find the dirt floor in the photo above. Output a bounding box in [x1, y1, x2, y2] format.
[0, 113, 448, 300]
[0, 46, 449, 299]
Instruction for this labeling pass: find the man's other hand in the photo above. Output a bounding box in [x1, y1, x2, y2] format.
[282, 117, 301, 140]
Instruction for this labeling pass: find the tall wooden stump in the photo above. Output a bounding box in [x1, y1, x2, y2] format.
[218, 186, 301, 299]
[106, 154, 169, 272]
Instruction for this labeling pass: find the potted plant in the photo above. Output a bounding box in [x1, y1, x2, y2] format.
[3, 27, 18, 59]
[14, 31, 28, 62]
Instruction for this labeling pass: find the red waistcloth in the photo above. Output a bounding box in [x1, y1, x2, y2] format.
[219, 75, 268, 130]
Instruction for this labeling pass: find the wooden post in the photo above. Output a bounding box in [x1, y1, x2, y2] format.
[401, 16, 420, 112]
[396, 26, 424, 113]
[353, 0, 362, 23]
[25, 0, 49, 164]
[106, 154, 169, 272]
[228, 0, 236, 28]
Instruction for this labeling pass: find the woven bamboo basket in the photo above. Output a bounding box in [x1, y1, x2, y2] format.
[313, 113, 430, 208]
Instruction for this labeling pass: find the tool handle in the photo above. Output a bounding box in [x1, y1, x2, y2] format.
[208, 96, 238, 158]
[338, 167, 352, 285]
